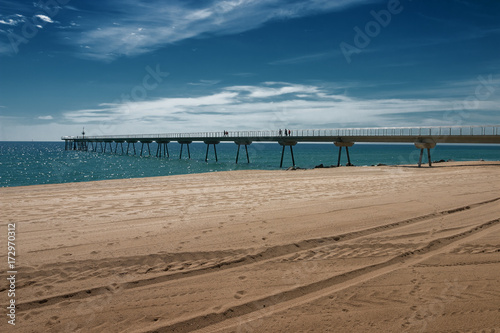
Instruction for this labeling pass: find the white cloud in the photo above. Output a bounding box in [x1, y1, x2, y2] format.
[64, 0, 373, 60]
[2, 79, 499, 140]
[60, 82, 500, 134]
[269, 52, 339, 65]
[0, 19, 17, 25]
[0, 14, 26, 26]
[34, 14, 54, 24]
[226, 82, 321, 98]
[188, 79, 221, 86]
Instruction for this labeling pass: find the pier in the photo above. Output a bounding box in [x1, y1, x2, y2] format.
[62, 125, 500, 168]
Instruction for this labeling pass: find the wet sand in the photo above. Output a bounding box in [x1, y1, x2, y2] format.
[1, 161, 499, 332]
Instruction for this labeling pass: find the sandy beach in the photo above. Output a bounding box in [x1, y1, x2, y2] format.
[1, 161, 499, 332]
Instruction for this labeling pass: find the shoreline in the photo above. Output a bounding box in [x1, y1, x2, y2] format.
[1, 160, 499, 190]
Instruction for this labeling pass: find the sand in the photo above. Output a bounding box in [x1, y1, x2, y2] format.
[1, 161, 499, 332]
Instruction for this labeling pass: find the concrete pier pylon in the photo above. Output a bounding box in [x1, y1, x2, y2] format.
[204, 140, 220, 162]
[278, 140, 297, 168]
[178, 140, 193, 159]
[235, 140, 252, 164]
[414, 142, 436, 167]
[334, 142, 354, 167]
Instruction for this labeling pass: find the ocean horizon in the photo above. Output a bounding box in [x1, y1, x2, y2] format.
[1, 141, 499, 188]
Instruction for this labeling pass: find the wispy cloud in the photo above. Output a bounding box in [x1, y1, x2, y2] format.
[37, 115, 54, 120]
[231, 72, 257, 78]
[0, 2, 62, 55]
[0, 14, 26, 26]
[34, 14, 54, 24]
[62, 81, 500, 134]
[60, 0, 373, 61]
[225, 82, 321, 98]
[188, 79, 221, 86]
[269, 52, 339, 65]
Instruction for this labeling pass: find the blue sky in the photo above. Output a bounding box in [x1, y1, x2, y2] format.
[0, 0, 499, 141]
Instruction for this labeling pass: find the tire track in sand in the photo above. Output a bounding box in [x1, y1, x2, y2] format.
[15, 197, 500, 312]
[142, 217, 500, 333]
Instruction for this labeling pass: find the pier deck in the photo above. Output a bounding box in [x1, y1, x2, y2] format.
[62, 125, 500, 167]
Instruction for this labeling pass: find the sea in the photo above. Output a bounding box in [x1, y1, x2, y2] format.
[0, 141, 499, 187]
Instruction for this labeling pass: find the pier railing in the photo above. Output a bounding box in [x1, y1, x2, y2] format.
[62, 125, 500, 140]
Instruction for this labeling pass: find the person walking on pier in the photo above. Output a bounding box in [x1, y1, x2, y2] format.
[288, 129, 291, 136]
[279, 129, 282, 136]
[284, 128, 288, 136]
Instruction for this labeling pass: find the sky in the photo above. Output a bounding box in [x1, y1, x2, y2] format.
[0, 0, 499, 141]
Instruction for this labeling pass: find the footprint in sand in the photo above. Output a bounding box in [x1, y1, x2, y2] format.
[46, 315, 60, 325]
[234, 290, 246, 299]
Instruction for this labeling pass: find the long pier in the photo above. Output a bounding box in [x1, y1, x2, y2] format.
[62, 125, 500, 168]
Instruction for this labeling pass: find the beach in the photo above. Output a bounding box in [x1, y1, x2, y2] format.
[1, 161, 499, 332]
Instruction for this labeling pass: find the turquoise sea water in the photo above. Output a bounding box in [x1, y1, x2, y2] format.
[0, 141, 499, 187]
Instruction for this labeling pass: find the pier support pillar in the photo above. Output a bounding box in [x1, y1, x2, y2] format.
[235, 145, 251, 164]
[204, 141, 220, 162]
[334, 142, 355, 167]
[126, 141, 137, 155]
[279, 141, 297, 168]
[156, 141, 171, 158]
[178, 140, 192, 159]
[235, 140, 252, 164]
[139, 141, 153, 157]
[205, 144, 218, 162]
[415, 142, 436, 167]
